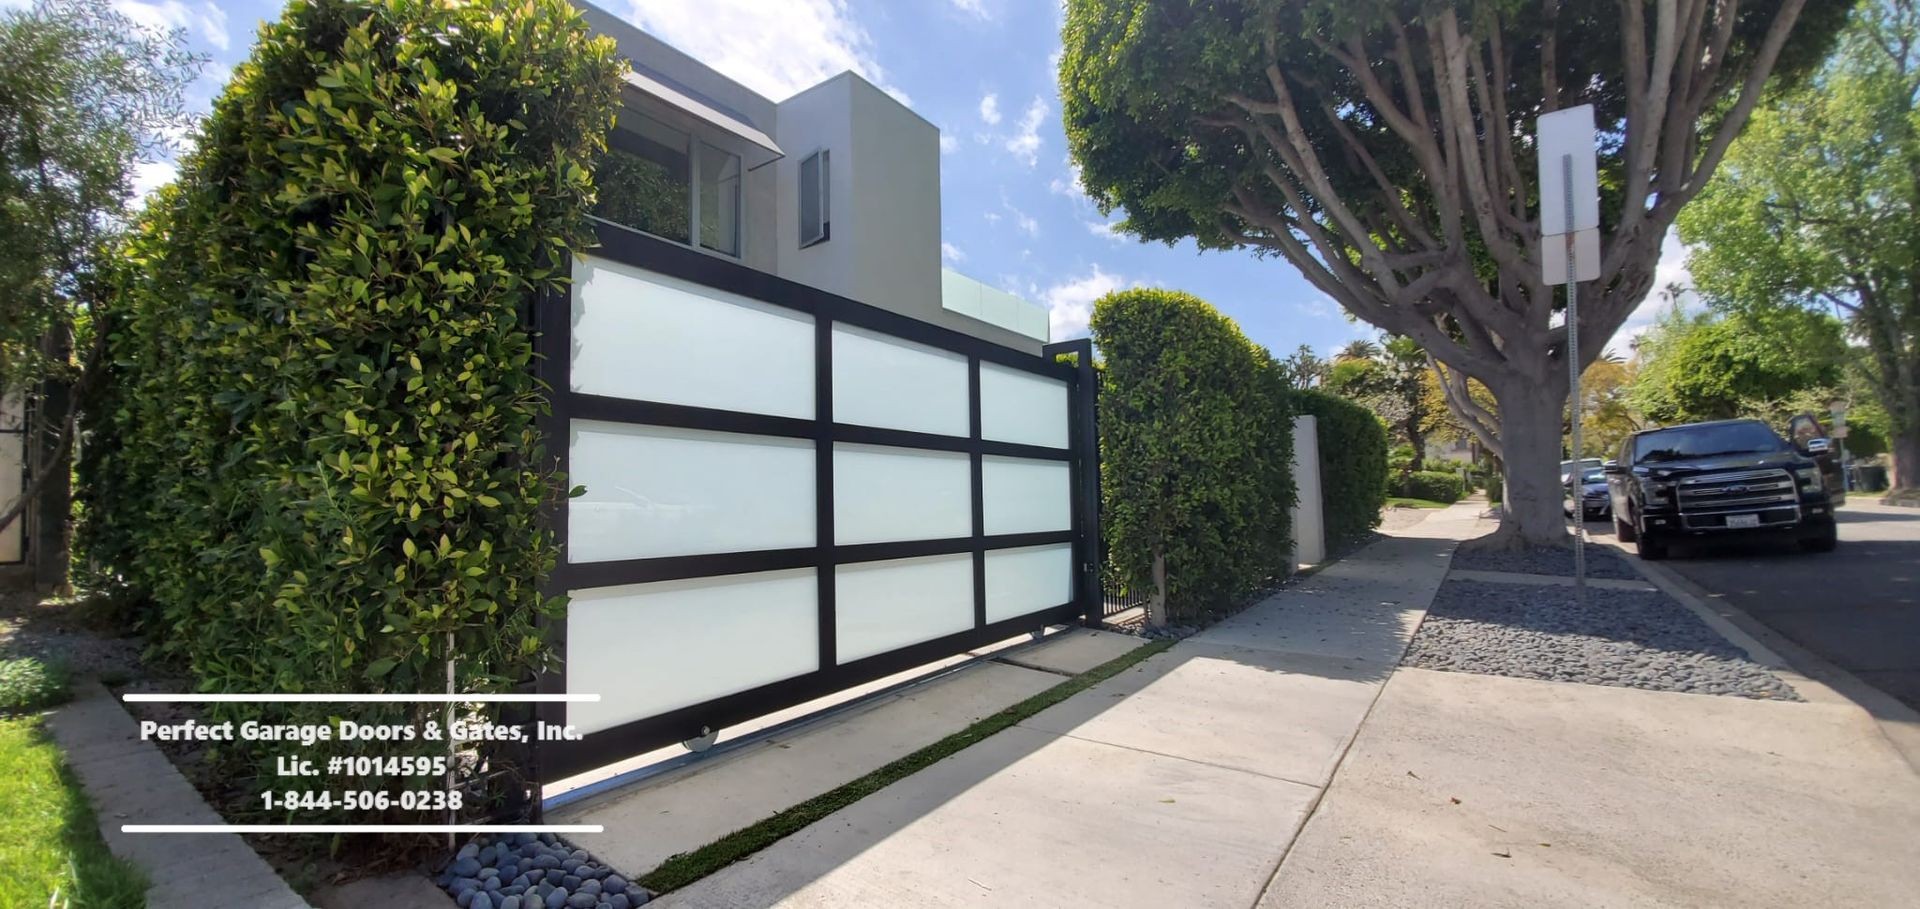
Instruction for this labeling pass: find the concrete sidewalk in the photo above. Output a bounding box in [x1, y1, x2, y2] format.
[1263, 668, 1920, 907]
[658, 503, 1488, 908]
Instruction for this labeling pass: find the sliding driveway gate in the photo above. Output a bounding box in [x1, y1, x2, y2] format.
[532, 225, 1099, 780]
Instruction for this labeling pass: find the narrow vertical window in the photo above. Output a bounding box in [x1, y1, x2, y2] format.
[698, 141, 742, 256]
[799, 149, 830, 247]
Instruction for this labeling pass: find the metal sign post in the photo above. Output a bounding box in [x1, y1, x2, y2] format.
[1538, 105, 1600, 603]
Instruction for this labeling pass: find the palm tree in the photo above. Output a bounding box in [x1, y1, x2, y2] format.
[1334, 339, 1379, 362]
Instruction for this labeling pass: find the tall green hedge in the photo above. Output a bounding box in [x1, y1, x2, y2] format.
[77, 0, 621, 827]
[1295, 390, 1389, 548]
[1093, 289, 1295, 622]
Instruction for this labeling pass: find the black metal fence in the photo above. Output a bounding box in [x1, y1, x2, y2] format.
[1101, 574, 1151, 618]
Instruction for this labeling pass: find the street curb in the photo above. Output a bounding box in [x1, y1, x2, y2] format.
[1610, 545, 1920, 775]
[43, 681, 314, 909]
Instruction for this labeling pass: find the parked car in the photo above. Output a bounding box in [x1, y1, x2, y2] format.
[1605, 418, 1838, 560]
[1561, 457, 1603, 484]
[1564, 466, 1611, 520]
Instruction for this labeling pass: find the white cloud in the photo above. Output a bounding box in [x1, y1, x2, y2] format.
[1084, 217, 1124, 241]
[1004, 96, 1048, 167]
[978, 92, 1002, 126]
[941, 241, 965, 264]
[1609, 226, 1697, 355]
[130, 158, 178, 198]
[1048, 161, 1087, 200]
[983, 211, 1002, 225]
[1040, 265, 1134, 339]
[622, 0, 908, 104]
[114, 0, 229, 51]
[939, 134, 958, 154]
[949, 0, 991, 20]
[1003, 199, 1039, 237]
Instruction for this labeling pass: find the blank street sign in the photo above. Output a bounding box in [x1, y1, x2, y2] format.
[1543, 226, 1600, 285]
[1537, 104, 1599, 237]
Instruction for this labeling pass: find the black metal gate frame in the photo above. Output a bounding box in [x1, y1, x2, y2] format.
[531, 224, 1099, 781]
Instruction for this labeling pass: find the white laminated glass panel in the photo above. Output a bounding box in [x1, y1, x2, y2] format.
[835, 554, 974, 663]
[566, 569, 818, 734]
[833, 444, 970, 544]
[569, 420, 814, 562]
[571, 255, 814, 418]
[979, 361, 1069, 449]
[984, 543, 1073, 623]
[982, 456, 1072, 535]
[831, 324, 968, 436]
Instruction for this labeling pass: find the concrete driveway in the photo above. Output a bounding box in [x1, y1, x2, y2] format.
[1588, 502, 1920, 713]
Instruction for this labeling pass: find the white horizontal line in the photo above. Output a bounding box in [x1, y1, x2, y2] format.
[121, 694, 597, 703]
[124, 825, 604, 834]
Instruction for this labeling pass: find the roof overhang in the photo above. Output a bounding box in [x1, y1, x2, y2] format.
[621, 70, 783, 170]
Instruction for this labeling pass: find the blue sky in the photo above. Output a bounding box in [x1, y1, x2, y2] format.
[102, 0, 1686, 359]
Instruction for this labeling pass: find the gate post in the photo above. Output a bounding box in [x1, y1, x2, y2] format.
[1044, 338, 1101, 627]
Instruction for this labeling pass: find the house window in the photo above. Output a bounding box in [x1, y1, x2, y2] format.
[596, 112, 743, 257]
[699, 140, 741, 256]
[799, 149, 829, 247]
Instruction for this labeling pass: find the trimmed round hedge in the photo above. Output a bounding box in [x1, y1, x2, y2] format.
[1092, 288, 1296, 621]
[77, 0, 622, 829]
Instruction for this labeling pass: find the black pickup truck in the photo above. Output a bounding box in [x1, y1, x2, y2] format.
[1605, 418, 1840, 560]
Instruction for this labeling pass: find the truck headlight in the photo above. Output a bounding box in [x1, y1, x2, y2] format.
[1639, 479, 1672, 502]
[1795, 467, 1824, 491]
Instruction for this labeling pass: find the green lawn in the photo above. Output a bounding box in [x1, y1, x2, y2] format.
[1385, 496, 1451, 509]
[0, 716, 147, 908]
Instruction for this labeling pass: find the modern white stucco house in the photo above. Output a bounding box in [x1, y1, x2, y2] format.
[574, 2, 1050, 353]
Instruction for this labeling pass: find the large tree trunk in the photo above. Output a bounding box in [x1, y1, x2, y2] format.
[1487, 376, 1572, 547]
[1890, 426, 1920, 492]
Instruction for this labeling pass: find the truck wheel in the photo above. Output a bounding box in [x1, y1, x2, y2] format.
[1799, 525, 1838, 553]
[1614, 514, 1637, 543]
[1636, 532, 1668, 560]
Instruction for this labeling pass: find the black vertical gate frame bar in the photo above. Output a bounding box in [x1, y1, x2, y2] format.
[531, 224, 1090, 781]
[1043, 338, 1101, 626]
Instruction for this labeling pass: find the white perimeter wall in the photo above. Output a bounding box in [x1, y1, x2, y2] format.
[1290, 414, 1325, 567]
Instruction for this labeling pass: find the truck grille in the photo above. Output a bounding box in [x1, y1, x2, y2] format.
[1675, 469, 1798, 529]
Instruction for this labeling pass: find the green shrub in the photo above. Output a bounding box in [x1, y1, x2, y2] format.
[1487, 471, 1505, 504]
[1093, 289, 1295, 621]
[76, 0, 622, 829]
[1399, 470, 1465, 504]
[1295, 390, 1389, 547]
[0, 658, 71, 715]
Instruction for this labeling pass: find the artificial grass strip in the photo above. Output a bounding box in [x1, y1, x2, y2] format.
[639, 637, 1176, 894]
[0, 717, 148, 908]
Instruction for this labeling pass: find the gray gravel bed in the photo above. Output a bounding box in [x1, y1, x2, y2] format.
[438, 834, 651, 908]
[1449, 543, 1642, 580]
[1404, 579, 1799, 700]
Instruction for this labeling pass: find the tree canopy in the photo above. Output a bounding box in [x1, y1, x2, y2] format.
[1628, 304, 1846, 424]
[1678, 0, 1920, 488]
[1061, 0, 1851, 542]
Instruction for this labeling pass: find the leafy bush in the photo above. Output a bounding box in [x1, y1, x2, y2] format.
[76, 0, 621, 828]
[1399, 470, 1465, 504]
[0, 658, 71, 715]
[1093, 289, 1295, 621]
[1487, 471, 1505, 504]
[1295, 390, 1389, 547]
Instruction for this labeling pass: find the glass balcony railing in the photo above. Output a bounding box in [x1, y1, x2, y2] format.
[940, 269, 1049, 342]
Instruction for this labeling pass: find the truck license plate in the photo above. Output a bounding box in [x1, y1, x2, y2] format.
[1727, 514, 1760, 528]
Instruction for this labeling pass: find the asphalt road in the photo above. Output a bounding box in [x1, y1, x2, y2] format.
[1589, 501, 1920, 712]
